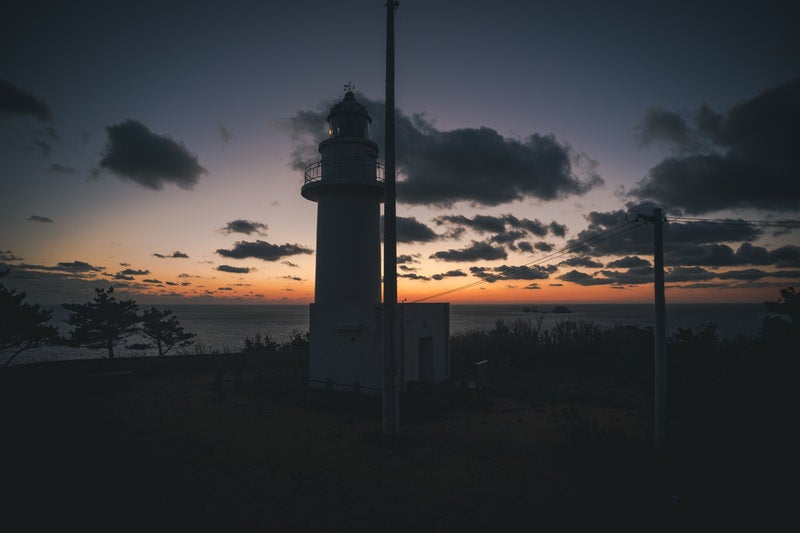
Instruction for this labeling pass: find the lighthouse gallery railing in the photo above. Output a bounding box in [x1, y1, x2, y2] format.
[303, 160, 385, 185]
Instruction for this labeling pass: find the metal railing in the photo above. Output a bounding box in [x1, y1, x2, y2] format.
[303, 160, 385, 185]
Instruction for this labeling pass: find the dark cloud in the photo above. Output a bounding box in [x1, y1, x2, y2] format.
[216, 240, 313, 261]
[142, 279, 163, 284]
[217, 265, 251, 274]
[635, 107, 702, 153]
[524, 283, 541, 290]
[119, 269, 149, 276]
[33, 140, 52, 157]
[28, 215, 53, 223]
[218, 125, 233, 145]
[469, 264, 553, 282]
[48, 163, 77, 174]
[665, 266, 714, 283]
[282, 260, 300, 268]
[0, 80, 52, 121]
[549, 221, 568, 238]
[54, 261, 105, 273]
[218, 287, 233, 291]
[665, 243, 800, 268]
[534, 242, 554, 252]
[399, 264, 418, 272]
[281, 275, 303, 282]
[435, 214, 567, 244]
[153, 251, 189, 259]
[717, 268, 771, 281]
[397, 254, 420, 264]
[286, 94, 602, 207]
[10, 261, 104, 275]
[606, 256, 651, 268]
[570, 210, 769, 264]
[491, 264, 554, 281]
[99, 119, 206, 190]
[435, 214, 507, 234]
[598, 266, 654, 285]
[221, 219, 268, 236]
[399, 272, 430, 281]
[0, 250, 22, 261]
[490, 230, 527, 245]
[503, 216, 549, 237]
[631, 78, 800, 213]
[557, 269, 613, 286]
[382, 216, 439, 243]
[559, 256, 603, 268]
[114, 274, 134, 281]
[429, 241, 507, 262]
[517, 241, 533, 253]
[431, 269, 468, 281]
[770, 245, 800, 268]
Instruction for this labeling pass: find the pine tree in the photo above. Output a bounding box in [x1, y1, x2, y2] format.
[63, 287, 141, 358]
[1, 280, 59, 368]
[141, 307, 196, 356]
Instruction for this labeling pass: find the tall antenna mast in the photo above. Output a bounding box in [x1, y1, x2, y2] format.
[382, 0, 400, 436]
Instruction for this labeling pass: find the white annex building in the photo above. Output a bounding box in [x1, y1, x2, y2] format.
[301, 90, 449, 394]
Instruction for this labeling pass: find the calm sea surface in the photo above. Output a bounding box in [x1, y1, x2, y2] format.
[14, 302, 769, 365]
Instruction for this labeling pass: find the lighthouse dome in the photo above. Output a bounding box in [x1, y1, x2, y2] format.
[327, 90, 371, 139]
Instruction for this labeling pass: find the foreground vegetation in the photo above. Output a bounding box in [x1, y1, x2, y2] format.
[0, 282, 196, 365]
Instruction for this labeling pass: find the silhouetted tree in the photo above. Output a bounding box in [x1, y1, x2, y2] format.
[241, 333, 278, 352]
[63, 287, 141, 358]
[1, 277, 59, 368]
[763, 286, 799, 325]
[141, 307, 196, 356]
[280, 329, 309, 352]
[762, 286, 800, 344]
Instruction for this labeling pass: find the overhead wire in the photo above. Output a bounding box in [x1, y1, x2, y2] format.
[409, 212, 798, 304]
[676, 216, 800, 229]
[412, 219, 647, 303]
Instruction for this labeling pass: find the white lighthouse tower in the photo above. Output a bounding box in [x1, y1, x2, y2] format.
[302, 89, 385, 392]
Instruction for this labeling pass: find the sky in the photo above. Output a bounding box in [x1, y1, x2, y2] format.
[1, 0, 798, 306]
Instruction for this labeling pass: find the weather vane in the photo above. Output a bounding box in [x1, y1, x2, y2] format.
[344, 81, 355, 94]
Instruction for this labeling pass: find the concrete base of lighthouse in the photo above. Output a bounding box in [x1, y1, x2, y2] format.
[307, 303, 450, 395]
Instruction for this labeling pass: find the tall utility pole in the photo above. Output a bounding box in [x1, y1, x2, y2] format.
[652, 207, 667, 451]
[382, 0, 400, 436]
[630, 205, 668, 450]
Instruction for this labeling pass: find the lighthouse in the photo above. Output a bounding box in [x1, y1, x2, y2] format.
[301, 88, 451, 395]
[302, 89, 385, 392]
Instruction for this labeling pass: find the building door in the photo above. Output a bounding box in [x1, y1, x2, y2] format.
[418, 336, 434, 384]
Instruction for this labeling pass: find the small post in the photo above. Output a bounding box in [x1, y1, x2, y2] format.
[353, 382, 361, 416]
[214, 364, 223, 390]
[234, 353, 243, 389]
[326, 378, 334, 407]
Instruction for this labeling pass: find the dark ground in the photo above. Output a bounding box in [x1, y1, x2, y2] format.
[0, 357, 780, 532]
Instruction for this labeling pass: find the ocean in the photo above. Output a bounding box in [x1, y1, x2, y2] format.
[12, 302, 770, 365]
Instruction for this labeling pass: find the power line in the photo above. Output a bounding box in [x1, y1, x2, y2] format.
[409, 211, 798, 304]
[675, 216, 800, 229]
[412, 219, 647, 303]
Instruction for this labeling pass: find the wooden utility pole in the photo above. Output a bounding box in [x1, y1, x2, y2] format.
[630, 205, 668, 450]
[652, 207, 667, 450]
[382, 0, 400, 436]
